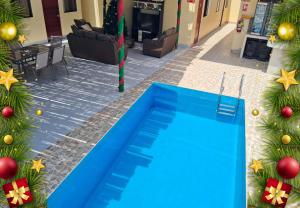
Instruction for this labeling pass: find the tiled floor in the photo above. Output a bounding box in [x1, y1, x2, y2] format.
[25, 44, 187, 153]
[31, 24, 294, 206]
[200, 31, 269, 72]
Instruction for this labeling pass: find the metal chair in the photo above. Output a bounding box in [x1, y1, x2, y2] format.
[49, 36, 63, 47]
[27, 51, 49, 81]
[51, 45, 68, 74]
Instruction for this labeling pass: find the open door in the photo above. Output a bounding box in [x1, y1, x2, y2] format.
[194, 0, 205, 44]
[41, 0, 62, 37]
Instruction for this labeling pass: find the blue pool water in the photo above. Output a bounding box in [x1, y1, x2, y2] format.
[48, 83, 246, 208]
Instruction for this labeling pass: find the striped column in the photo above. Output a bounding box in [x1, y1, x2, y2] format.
[117, 0, 125, 92]
[176, 0, 182, 48]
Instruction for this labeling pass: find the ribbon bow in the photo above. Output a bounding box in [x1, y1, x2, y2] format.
[5, 181, 29, 205]
[265, 181, 289, 205]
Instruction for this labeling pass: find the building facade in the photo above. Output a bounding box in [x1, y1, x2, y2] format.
[20, 0, 241, 46]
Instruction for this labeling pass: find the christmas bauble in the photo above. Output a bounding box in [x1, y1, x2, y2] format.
[0, 157, 18, 180]
[0, 22, 17, 41]
[277, 157, 300, 179]
[2, 106, 14, 118]
[278, 22, 296, 41]
[3, 135, 13, 145]
[281, 106, 293, 118]
[282, 135, 291, 144]
[35, 109, 43, 116]
[252, 109, 259, 116]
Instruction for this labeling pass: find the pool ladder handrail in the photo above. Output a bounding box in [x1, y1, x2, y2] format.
[216, 73, 245, 118]
[236, 74, 245, 112]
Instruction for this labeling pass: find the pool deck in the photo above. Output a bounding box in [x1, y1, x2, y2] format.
[38, 23, 297, 207]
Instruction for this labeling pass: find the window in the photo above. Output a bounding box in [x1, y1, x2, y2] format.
[13, 0, 33, 18]
[216, 0, 221, 12]
[203, 0, 210, 17]
[64, 0, 77, 13]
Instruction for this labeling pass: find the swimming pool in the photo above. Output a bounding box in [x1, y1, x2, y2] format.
[48, 83, 246, 208]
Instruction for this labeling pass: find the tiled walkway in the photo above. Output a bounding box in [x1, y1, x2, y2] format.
[39, 23, 291, 206]
[26, 44, 187, 153]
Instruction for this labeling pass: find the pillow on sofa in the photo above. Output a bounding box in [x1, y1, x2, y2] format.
[81, 24, 93, 31]
[84, 31, 97, 39]
[74, 19, 87, 28]
[163, 27, 176, 36]
[71, 25, 78, 33]
[72, 26, 85, 37]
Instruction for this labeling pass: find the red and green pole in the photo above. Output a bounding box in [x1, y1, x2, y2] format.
[117, 0, 125, 92]
[176, 0, 182, 48]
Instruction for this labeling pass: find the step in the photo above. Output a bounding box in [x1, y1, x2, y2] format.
[217, 110, 236, 117]
[219, 103, 236, 109]
[217, 107, 236, 113]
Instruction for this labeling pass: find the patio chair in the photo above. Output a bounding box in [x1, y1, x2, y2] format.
[49, 36, 63, 47]
[50, 45, 68, 74]
[26, 51, 49, 81]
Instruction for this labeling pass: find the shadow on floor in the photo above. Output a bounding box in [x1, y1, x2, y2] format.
[200, 31, 268, 72]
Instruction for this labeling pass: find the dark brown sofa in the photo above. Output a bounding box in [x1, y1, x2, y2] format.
[67, 30, 127, 65]
[143, 28, 178, 58]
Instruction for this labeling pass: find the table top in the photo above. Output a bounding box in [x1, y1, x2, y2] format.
[11, 44, 50, 62]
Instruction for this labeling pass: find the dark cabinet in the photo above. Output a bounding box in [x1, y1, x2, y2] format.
[243, 38, 272, 62]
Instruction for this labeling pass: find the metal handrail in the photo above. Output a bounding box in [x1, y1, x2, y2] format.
[219, 72, 226, 95]
[235, 74, 245, 116]
[217, 72, 226, 111]
[238, 74, 245, 99]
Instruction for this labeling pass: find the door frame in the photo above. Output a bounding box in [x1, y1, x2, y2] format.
[219, 0, 227, 26]
[193, 0, 205, 44]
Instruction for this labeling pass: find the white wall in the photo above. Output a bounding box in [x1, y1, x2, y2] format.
[58, 0, 83, 35]
[23, 0, 47, 44]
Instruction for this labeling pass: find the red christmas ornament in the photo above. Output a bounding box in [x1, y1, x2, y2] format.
[2, 106, 14, 118]
[0, 157, 18, 180]
[277, 157, 300, 179]
[281, 106, 293, 118]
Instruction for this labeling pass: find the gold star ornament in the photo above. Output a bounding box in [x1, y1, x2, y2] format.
[18, 34, 26, 44]
[0, 69, 18, 91]
[31, 159, 45, 173]
[276, 69, 298, 91]
[249, 160, 264, 173]
[268, 35, 276, 43]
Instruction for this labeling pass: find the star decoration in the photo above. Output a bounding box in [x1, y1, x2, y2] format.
[276, 69, 298, 91]
[31, 159, 45, 173]
[268, 35, 276, 43]
[249, 160, 263, 173]
[18, 34, 26, 44]
[0, 69, 18, 91]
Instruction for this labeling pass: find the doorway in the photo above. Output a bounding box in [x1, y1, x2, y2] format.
[41, 0, 62, 37]
[194, 0, 205, 44]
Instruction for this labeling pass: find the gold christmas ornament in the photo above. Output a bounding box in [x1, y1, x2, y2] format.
[276, 69, 298, 91]
[35, 109, 43, 116]
[18, 34, 26, 44]
[282, 135, 291, 144]
[0, 69, 19, 91]
[3, 135, 13, 145]
[252, 109, 260, 116]
[31, 159, 45, 173]
[278, 22, 296, 41]
[249, 160, 264, 173]
[0, 22, 17, 41]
